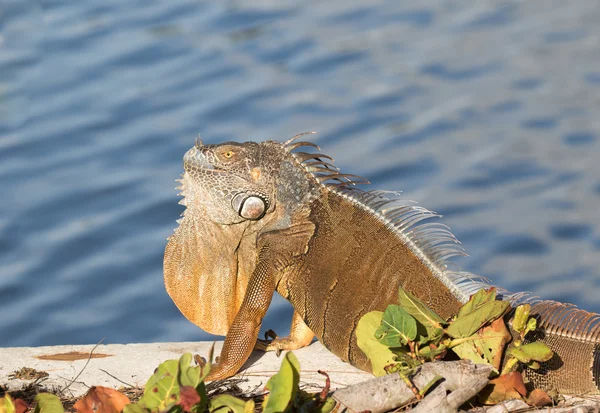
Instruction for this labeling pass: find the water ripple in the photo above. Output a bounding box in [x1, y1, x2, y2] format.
[1, 0, 599, 346]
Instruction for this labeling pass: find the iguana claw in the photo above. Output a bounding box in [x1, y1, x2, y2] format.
[264, 329, 278, 340]
[255, 335, 297, 357]
[256, 329, 284, 356]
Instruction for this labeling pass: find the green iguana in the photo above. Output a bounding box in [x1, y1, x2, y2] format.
[164, 133, 600, 394]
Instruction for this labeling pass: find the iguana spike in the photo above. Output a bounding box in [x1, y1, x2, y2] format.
[315, 173, 369, 184]
[306, 166, 342, 174]
[293, 152, 334, 163]
[325, 181, 357, 187]
[303, 160, 339, 170]
[579, 314, 600, 336]
[283, 131, 316, 146]
[286, 141, 321, 152]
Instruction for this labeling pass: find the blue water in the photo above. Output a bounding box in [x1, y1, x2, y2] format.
[1, 0, 599, 347]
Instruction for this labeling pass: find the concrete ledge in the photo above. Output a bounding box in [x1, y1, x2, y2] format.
[0, 341, 369, 397]
[5, 343, 600, 412]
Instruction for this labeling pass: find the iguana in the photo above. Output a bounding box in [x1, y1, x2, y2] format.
[164, 133, 600, 394]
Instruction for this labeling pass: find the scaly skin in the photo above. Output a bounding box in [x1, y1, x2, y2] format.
[164, 135, 600, 393]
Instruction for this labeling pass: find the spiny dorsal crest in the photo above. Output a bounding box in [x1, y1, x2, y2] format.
[284, 132, 370, 189]
[284, 132, 478, 302]
[284, 132, 600, 342]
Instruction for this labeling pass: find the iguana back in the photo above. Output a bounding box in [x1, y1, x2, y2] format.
[280, 189, 463, 371]
[164, 134, 600, 394]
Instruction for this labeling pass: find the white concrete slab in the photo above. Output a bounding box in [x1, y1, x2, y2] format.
[0, 341, 370, 397]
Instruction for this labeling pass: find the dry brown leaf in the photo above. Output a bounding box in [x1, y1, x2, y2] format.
[527, 388, 553, 407]
[478, 371, 527, 405]
[74, 386, 130, 413]
[483, 318, 512, 370]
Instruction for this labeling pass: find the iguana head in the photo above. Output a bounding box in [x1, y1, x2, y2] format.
[180, 135, 322, 226]
[182, 139, 271, 225]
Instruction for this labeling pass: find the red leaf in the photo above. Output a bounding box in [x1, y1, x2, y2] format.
[178, 386, 201, 412]
[13, 399, 29, 413]
[74, 386, 130, 413]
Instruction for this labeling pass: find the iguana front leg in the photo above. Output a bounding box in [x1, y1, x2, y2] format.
[255, 311, 314, 353]
[206, 253, 276, 381]
[206, 221, 315, 381]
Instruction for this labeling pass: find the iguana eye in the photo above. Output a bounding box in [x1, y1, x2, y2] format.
[223, 151, 234, 159]
[231, 192, 267, 220]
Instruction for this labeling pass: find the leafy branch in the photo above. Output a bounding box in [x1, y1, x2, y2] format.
[356, 286, 555, 405]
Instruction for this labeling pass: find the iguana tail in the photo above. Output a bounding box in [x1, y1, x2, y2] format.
[455, 277, 600, 394]
[513, 297, 600, 394]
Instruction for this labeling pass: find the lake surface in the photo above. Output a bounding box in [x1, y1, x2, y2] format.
[1, 0, 599, 347]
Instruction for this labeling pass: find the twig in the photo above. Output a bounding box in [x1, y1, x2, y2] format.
[98, 369, 133, 388]
[59, 338, 105, 395]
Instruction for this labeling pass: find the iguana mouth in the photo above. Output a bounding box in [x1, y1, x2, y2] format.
[183, 146, 227, 174]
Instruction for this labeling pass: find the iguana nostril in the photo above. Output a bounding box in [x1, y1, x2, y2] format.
[231, 192, 266, 220]
[183, 146, 215, 171]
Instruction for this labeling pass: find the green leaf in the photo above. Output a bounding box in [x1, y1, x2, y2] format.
[525, 318, 537, 335]
[475, 319, 512, 370]
[177, 353, 207, 413]
[451, 318, 511, 372]
[417, 343, 447, 360]
[511, 304, 531, 333]
[263, 352, 300, 413]
[312, 397, 336, 413]
[451, 339, 486, 366]
[508, 342, 553, 363]
[123, 405, 149, 413]
[458, 288, 497, 318]
[384, 349, 420, 374]
[294, 390, 336, 413]
[356, 311, 398, 376]
[418, 375, 444, 397]
[446, 300, 510, 338]
[140, 358, 180, 412]
[375, 305, 417, 346]
[33, 394, 64, 413]
[178, 353, 200, 388]
[136, 353, 209, 413]
[398, 287, 445, 337]
[209, 395, 254, 413]
[195, 344, 214, 384]
[417, 327, 444, 346]
[0, 394, 16, 413]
